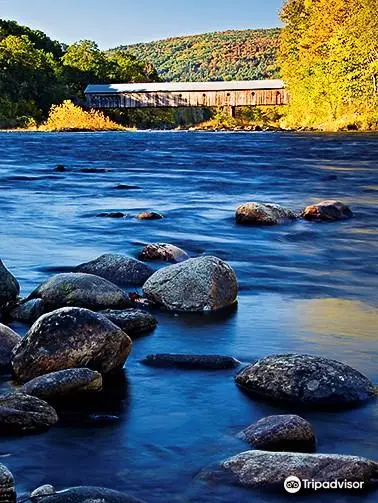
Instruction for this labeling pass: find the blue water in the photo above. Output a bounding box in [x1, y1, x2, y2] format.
[0, 131, 377, 502]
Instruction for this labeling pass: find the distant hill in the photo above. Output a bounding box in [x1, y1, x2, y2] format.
[116, 28, 281, 82]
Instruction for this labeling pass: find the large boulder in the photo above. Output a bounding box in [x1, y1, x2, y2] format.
[0, 463, 16, 503]
[302, 200, 353, 221]
[20, 368, 103, 401]
[100, 309, 157, 336]
[9, 298, 45, 324]
[143, 256, 238, 312]
[27, 273, 129, 311]
[142, 354, 240, 370]
[219, 450, 378, 489]
[238, 414, 316, 452]
[32, 486, 145, 503]
[0, 324, 21, 374]
[11, 307, 132, 382]
[139, 243, 189, 263]
[235, 202, 296, 225]
[0, 260, 19, 310]
[235, 354, 375, 407]
[75, 254, 153, 286]
[0, 392, 58, 433]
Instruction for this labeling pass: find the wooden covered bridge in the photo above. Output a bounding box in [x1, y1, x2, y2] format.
[84, 80, 288, 117]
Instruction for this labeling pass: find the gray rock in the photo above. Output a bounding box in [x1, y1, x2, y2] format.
[30, 485, 56, 498]
[143, 256, 238, 312]
[235, 202, 296, 225]
[9, 298, 45, 324]
[75, 254, 153, 286]
[0, 324, 21, 374]
[135, 211, 163, 220]
[302, 200, 353, 221]
[220, 450, 378, 488]
[0, 463, 16, 503]
[238, 414, 316, 452]
[11, 307, 132, 382]
[27, 273, 129, 311]
[142, 354, 240, 370]
[0, 261, 19, 310]
[235, 353, 375, 407]
[21, 368, 103, 401]
[34, 486, 144, 503]
[139, 243, 189, 263]
[100, 309, 157, 335]
[0, 393, 58, 433]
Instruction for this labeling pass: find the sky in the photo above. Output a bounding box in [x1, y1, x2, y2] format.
[0, 0, 283, 49]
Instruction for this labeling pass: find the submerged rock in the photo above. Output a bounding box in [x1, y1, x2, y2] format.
[30, 485, 56, 498]
[142, 354, 240, 370]
[235, 202, 296, 225]
[0, 324, 21, 374]
[21, 368, 103, 401]
[0, 393, 58, 433]
[302, 200, 353, 221]
[96, 212, 127, 219]
[100, 309, 157, 335]
[143, 256, 238, 312]
[0, 463, 16, 502]
[0, 260, 19, 310]
[75, 254, 153, 286]
[238, 414, 316, 452]
[113, 184, 140, 190]
[135, 211, 163, 220]
[27, 272, 129, 311]
[219, 450, 378, 489]
[34, 486, 145, 503]
[9, 298, 45, 324]
[139, 243, 189, 263]
[235, 354, 375, 407]
[12, 307, 132, 382]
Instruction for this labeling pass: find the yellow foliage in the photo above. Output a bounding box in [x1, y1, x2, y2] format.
[39, 100, 125, 131]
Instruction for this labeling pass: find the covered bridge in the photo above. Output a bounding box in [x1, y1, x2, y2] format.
[84, 80, 288, 117]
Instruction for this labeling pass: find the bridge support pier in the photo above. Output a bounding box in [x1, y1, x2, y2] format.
[223, 105, 235, 118]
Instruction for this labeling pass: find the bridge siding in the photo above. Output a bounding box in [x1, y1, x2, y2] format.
[86, 89, 289, 110]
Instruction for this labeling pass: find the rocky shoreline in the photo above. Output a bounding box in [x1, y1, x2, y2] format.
[0, 196, 376, 499]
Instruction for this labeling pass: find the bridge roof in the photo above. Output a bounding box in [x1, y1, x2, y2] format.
[85, 79, 284, 94]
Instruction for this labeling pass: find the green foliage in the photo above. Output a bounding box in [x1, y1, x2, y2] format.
[279, 0, 378, 130]
[117, 28, 281, 82]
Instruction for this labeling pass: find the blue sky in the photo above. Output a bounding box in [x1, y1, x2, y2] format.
[0, 0, 283, 48]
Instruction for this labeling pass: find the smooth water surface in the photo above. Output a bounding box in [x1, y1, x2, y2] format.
[0, 131, 377, 502]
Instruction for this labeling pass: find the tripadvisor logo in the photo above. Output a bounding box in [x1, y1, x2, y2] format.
[284, 476, 364, 493]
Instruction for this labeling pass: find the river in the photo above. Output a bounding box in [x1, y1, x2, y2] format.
[0, 131, 377, 502]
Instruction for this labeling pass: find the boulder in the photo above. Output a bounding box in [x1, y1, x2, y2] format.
[96, 212, 126, 219]
[235, 354, 375, 407]
[302, 200, 353, 221]
[0, 324, 21, 374]
[235, 202, 296, 225]
[0, 463, 16, 503]
[143, 256, 238, 312]
[27, 273, 129, 311]
[238, 414, 316, 452]
[11, 307, 132, 382]
[0, 261, 19, 310]
[30, 485, 56, 498]
[135, 211, 163, 220]
[100, 309, 157, 335]
[142, 354, 240, 370]
[220, 450, 378, 488]
[0, 393, 58, 433]
[139, 243, 189, 263]
[9, 298, 45, 324]
[33, 487, 145, 503]
[20, 368, 103, 401]
[75, 254, 153, 286]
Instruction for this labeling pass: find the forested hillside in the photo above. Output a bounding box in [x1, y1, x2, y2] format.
[279, 0, 378, 130]
[119, 28, 280, 82]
